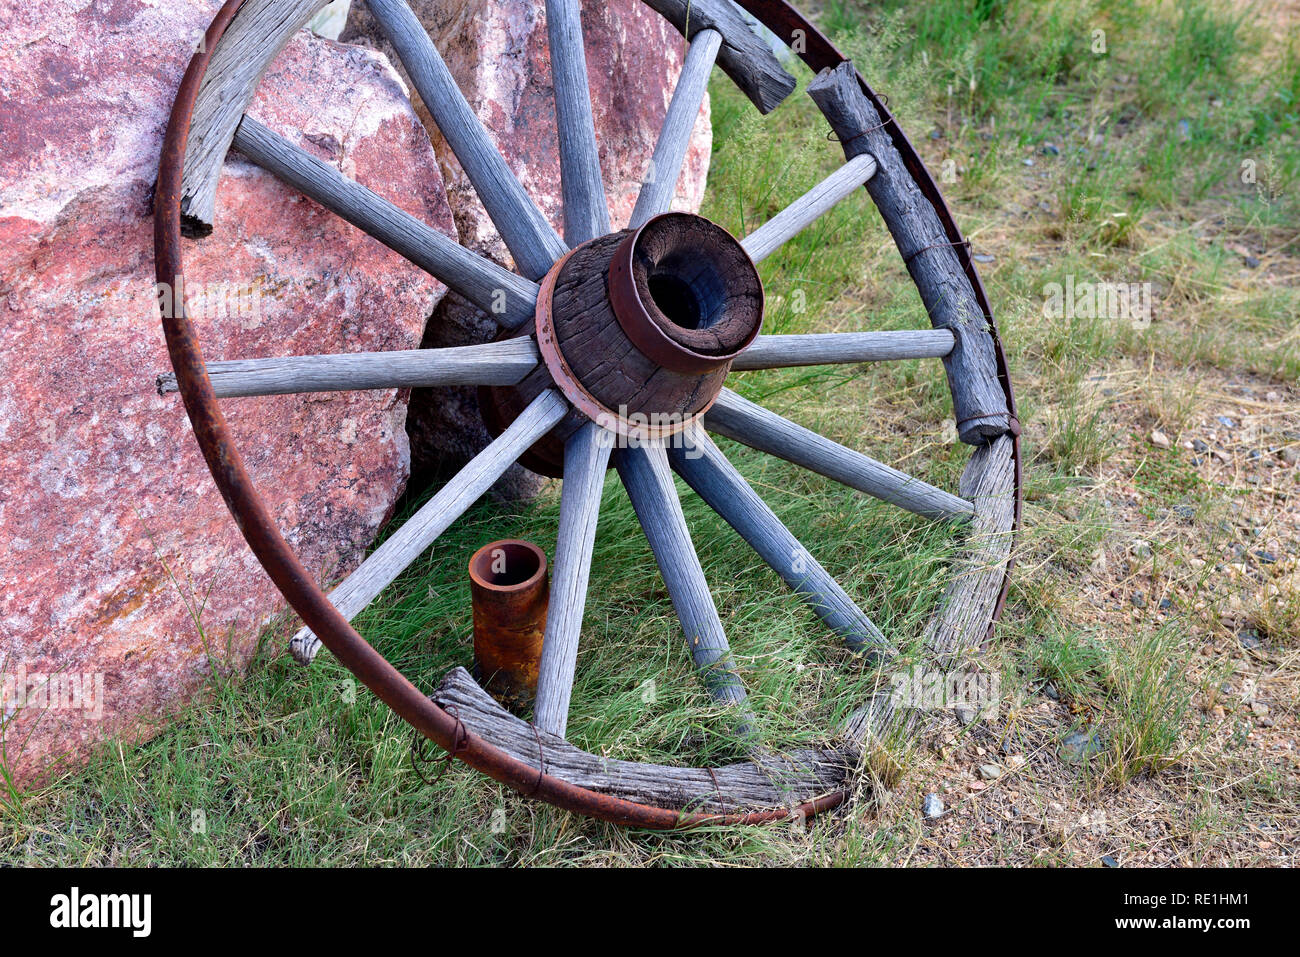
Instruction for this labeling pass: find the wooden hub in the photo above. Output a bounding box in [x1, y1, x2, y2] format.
[482, 212, 763, 476]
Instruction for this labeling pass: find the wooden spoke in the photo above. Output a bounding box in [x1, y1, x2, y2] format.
[739, 153, 879, 264]
[157, 339, 540, 399]
[615, 444, 753, 731]
[532, 422, 614, 737]
[545, 0, 609, 245]
[289, 389, 568, 664]
[366, 0, 567, 279]
[232, 117, 538, 328]
[629, 28, 723, 229]
[668, 427, 891, 657]
[730, 330, 955, 371]
[705, 388, 974, 522]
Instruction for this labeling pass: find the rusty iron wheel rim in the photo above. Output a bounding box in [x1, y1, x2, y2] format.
[154, 0, 1019, 830]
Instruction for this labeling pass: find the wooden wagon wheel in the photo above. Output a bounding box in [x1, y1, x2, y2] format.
[155, 0, 1021, 827]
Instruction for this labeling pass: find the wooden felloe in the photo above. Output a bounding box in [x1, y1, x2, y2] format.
[808, 61, 1014, 446]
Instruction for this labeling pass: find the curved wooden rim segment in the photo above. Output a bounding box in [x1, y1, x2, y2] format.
[180, 0, 332, 233]
[733, 0, 1022, 638]
[154, 0, 1019, 828]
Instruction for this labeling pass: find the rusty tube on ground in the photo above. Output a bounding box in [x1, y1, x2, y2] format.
[469, 539, 548, 712]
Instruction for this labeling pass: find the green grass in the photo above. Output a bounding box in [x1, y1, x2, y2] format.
[1027, 625, 1213, 787]
[4, 0, 1297, 865]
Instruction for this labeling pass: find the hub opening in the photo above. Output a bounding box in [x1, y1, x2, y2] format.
[647, 252, 728, 331]
[618, 213, 762, 369]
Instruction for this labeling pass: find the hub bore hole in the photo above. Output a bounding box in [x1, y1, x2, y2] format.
[648, 274, 703, 330]
[646, 251, 728, 332]
[618, 212, 763, 364]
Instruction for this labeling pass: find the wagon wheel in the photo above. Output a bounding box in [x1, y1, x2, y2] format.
[155, 0, 1020, 827]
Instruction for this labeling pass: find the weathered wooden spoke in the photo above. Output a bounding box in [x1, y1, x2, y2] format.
[157, 339, 540, 399]
[669, 426, 891, 656]
[532, 423, 614, 737]
[706, 389, 974, 521]
[232, 117, 538, 328]
[731, 330, 955, 371]
[365, 0, 567, 279]
[615, 444, 754, 733]
[159, 1, 1018, 828]
[739, 152, 879, 264]
[629, 28, 723, 228]
[289, 389, 567, 664]
[545, 0, 610, 244]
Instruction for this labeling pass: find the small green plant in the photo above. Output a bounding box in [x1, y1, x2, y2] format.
[1031, 626, 1209, 788]
[1251, 588, 1300, 650]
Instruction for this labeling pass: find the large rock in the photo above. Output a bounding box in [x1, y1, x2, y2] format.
[343, 0, 712, 497]
[0, 1, 455, 788]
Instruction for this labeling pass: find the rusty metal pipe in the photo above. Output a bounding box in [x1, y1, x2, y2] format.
[469, 539, 548, 711]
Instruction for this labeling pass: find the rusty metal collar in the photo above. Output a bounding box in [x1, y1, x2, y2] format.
[535, 244, 710, 440]
[608, 213, 763, 375]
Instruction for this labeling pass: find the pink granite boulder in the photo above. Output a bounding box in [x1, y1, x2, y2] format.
[0, 0, 455, 789]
